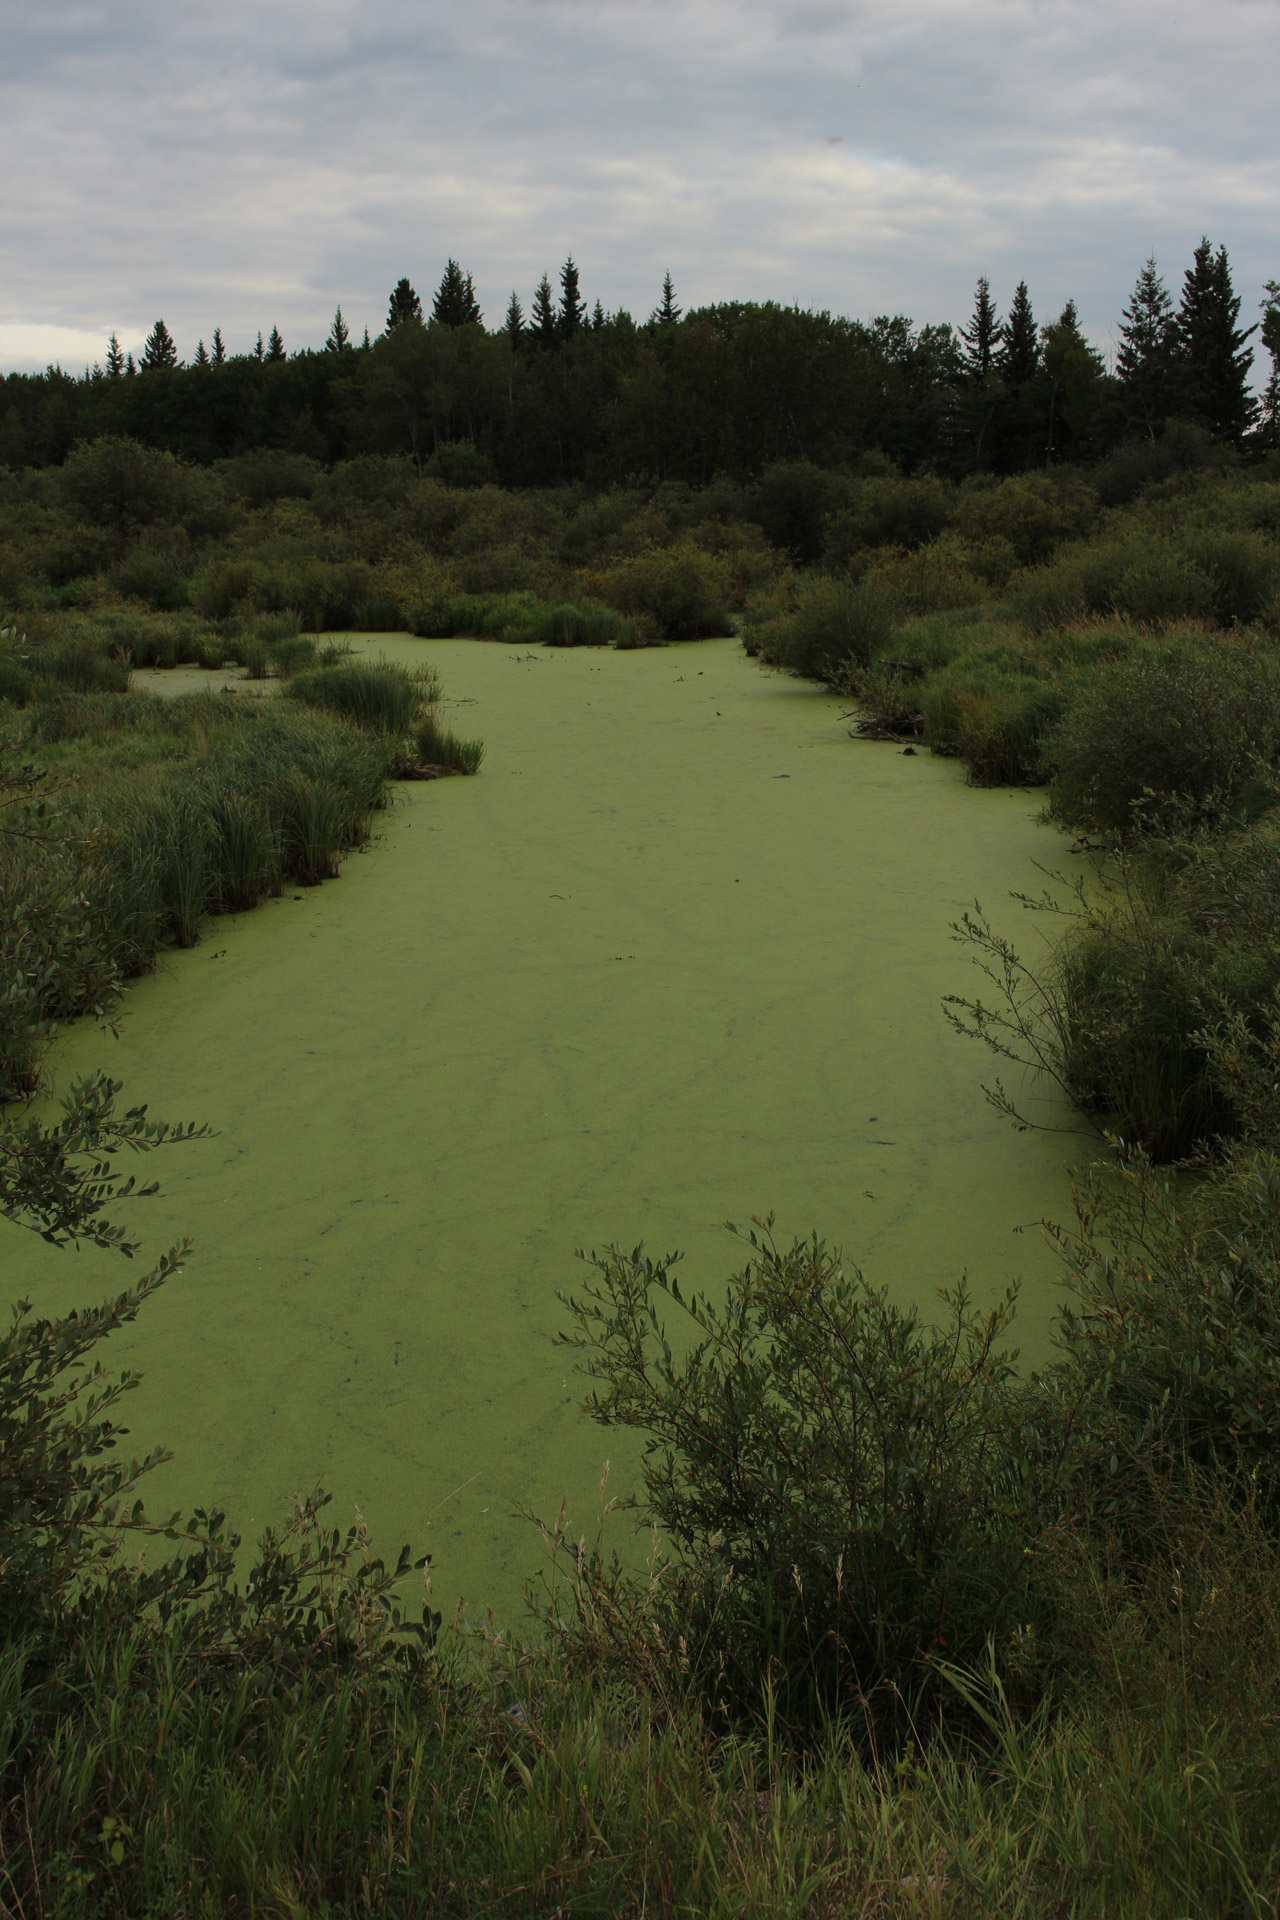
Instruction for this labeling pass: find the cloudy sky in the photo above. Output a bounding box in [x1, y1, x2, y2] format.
[2, 0, 1277, 374]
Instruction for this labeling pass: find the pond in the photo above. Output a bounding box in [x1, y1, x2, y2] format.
[9, 637, 1087, 1622]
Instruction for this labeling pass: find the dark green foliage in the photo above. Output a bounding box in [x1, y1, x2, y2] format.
[959, 276, 1001, 378]
[105, 333, 124, 380]
[749, 459, 851, 563]
[947, 826, 1280, 1160]
[1047, 640, 1280, 834]
[211, 326, 226, 366]
[558, 257, 586, 339]
[432, 259, 482, 329]
[746, 575, 897, 677]
[1175, 238, 1257, 443]
[140, 319, 177, 371]
[652, 271, 682, 328]
[265, 325, 286, 363]
[999, 282, 1039, 386]
[504, 290, 524, 346]
[325, 305, 351, 353]
[923, 676, 1067, 785]
[385, 277, 423, 332]
[531, 273, 557, 344]
[1116, 256, 1178, 438]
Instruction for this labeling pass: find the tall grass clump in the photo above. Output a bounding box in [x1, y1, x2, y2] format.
[414, 711, 485, 775]
[286, 657, 436, 735]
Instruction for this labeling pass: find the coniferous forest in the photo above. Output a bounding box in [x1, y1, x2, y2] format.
[2, 242, 1275, 485]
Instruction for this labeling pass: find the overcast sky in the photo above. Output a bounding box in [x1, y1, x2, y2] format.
[2, 0, 1277, 375]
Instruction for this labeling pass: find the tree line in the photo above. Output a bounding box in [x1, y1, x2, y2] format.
[2, 245, 1277, 488]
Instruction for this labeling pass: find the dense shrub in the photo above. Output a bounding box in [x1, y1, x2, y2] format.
[746, 574, 897, 677]
[923, 676, 1068, 785]
[1047, 639, 1280, 833]
[560, 1224, 1039, 1727]
[597, 541, 732, 640]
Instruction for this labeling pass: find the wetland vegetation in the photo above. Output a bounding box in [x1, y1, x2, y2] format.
[4, 243, 1280, 1911]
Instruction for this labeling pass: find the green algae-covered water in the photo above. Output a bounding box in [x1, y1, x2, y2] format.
[8, 639, 1086, 1620]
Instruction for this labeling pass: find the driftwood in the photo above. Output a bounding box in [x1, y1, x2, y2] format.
[849, 708, 925, 741]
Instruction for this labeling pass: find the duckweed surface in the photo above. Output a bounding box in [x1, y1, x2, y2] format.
[11, 639, 1085, 1621]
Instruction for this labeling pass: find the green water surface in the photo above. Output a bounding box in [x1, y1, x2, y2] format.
[7, 639, 1086, 1620]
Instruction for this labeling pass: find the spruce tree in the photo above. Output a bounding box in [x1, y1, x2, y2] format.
[531, 274, 557, 344]
[326, 306, 351, 353]
[362, 328, 371, 350]
[1259, 280, 1280, 449]
[999, 282, 1039, 384]
[432, 259, 482, 327]
[212, 328, 226, 366]
[125, 352, 136, 377]
[959, 277, 1000, 377]
[652, 271, 681, 326]
[505, 291, 525, 345]
[1175, 237, 1256, 442]
[194, 339, 210, 367]
[386, 278, 423, 331]
[266, 325, 286, 362]
[591, 298, 605, 331]
[141, 319, 178, 370]
[253, 332, 265, 361]
[1115, 256, 1177, 438]
[105, 333, 124, 379]
[558, 257, 586, 337]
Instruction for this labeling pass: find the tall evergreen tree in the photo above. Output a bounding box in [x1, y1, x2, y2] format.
[386, 278, 423, 331]
[504, 291, 525, 346]
[266, 326, 286, 363]
[194, 339, 210, 367]
[141, 319, 178, 370]
[362, 328, 371, 350]
[212, 328, 226, 366]
[531, 274, 557, 344]
[959, 277, 1001, 377]
[1115, 255, 1178, 437]
[253, 332, 265, 361]
[1041, 299, 1106, 463]
[1259, 280, 1280, 449]
[432, 259, 482, 327]
[326, 306, 351, 353]
[125, 352, 136, 377]
[105, 332, 124, 379]
[652, 271, 681, 327]
[558, 257, 586, 337]
[999, 283, 1039, 384]
[1175, 237, 1257, 441]
[591, 298, 605, 332]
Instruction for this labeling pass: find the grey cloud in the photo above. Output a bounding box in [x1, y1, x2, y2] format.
[0, 0, 1276, 371]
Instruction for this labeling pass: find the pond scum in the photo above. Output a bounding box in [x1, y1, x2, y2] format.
[4, 438, 1280, 1912]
